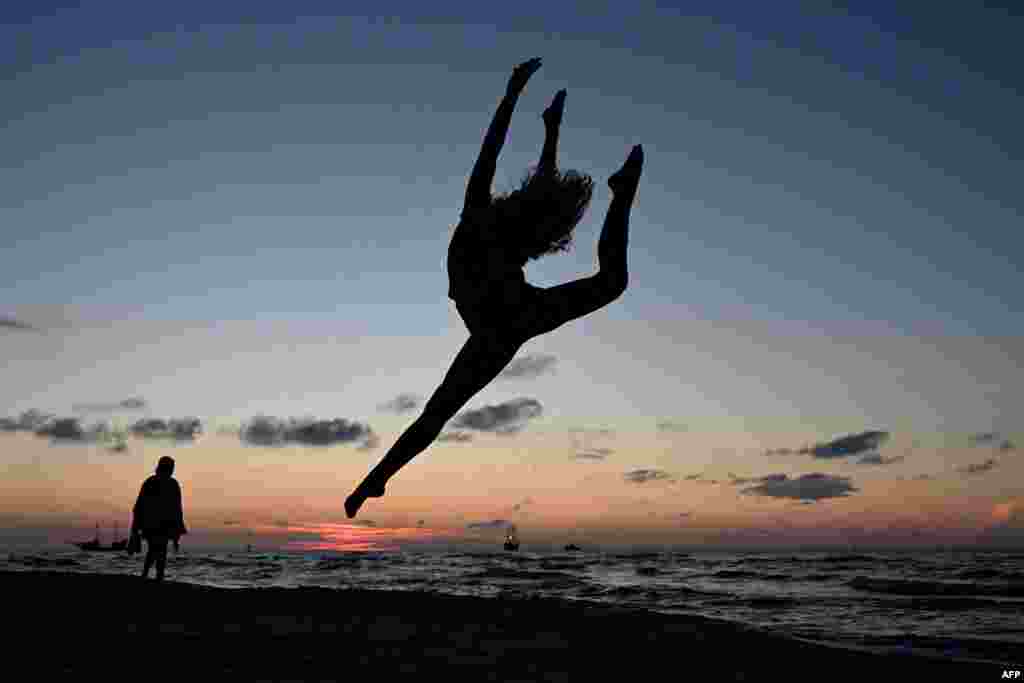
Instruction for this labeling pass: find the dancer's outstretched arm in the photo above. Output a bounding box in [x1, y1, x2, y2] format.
[464, 58, 543, 211]
[537, 89, 565, 176]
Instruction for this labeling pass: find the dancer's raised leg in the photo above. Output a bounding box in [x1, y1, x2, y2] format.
[523, 145, 644, 339]
[345, 333, 522, 517]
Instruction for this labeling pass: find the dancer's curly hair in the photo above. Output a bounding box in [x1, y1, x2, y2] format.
[489, 166, 594, 262]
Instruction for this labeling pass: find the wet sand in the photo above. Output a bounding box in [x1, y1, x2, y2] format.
[5, 570, 1008, 681]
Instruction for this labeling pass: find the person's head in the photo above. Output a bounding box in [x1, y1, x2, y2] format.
[489, 167, 594, 263]
[156, 455, 175, 477]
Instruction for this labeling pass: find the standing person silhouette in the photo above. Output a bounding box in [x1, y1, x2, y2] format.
[130, 455, 187, 581]
[346, 57, 644, 517]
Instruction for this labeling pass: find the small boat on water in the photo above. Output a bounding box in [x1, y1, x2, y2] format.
[503, 532, 520, 551]
[564, 543, 582, 551]
[72, 522, 127, 552]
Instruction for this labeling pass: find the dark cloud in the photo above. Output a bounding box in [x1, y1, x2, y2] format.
[572, 447, 613, 461]
[801, 431, 890, 459]
[855, 454, 906, 466]
[465, 519, 515, 532]
[0, 317, 39, 332]
[451, 398, 542, 434]
[684, 473, 702, 481]
[740, 472, 858, 502]
[623, 468, 674, 484]
[656, 420, 687, 433]
[959, 458, 998, 475]
[239, 416, 375, 448]
[417, 519, 425, 527]
[36, 418, 86, 441]
[377, 393, 421, 415]
[0, 410, 54, 432]
[764, 447, 797, 457]
[727, 472, 756, 485]
[497, 353, 557, 380]
[33, 417, 127, 449]
[570, 427, 614, 459]
[351, 519, 377, 527]
[223, 520, 241, 526]
[73, 397, 147, 413]
[969, 432, 999, 446]
[437, 431, 474, 443]
[240, 417, 287, 446]
[130, 418, 202, 441]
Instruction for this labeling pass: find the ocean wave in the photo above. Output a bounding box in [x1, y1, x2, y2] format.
[955, 568, 1024, 582]
[470, 568, 584, 589]
[8, 555, 80, 568]
[849, 576, 1024, 598]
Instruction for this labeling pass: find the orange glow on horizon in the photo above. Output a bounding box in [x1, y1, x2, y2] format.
[258, 522, 458, 552]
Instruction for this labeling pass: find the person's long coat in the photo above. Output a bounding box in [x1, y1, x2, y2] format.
[131, 474, 187, 538]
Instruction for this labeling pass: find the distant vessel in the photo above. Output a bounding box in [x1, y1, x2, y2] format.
[72, 522, 127, 552]
[503, 532, 520, 551]
[564, 544, 582, 551]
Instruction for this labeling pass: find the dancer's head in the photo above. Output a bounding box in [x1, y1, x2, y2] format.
[156, 455, 175, 477]
[490, 167, 594, 262]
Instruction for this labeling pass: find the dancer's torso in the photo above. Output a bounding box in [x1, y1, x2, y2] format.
[448, 210, 530, 308]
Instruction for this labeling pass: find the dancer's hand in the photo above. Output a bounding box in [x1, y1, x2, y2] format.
[543, 89, 566, 129]
[507, 57, 542, 97]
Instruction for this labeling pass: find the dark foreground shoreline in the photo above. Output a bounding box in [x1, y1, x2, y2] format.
[3, 570, 1013, 681]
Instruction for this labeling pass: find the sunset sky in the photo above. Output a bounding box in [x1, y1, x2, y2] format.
[2, 1, 1022, 552]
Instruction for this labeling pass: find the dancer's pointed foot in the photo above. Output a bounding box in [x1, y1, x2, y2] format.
[608, 145, 644, 195]
[543, 89, 567, 129]
[344, 478, 386, 518]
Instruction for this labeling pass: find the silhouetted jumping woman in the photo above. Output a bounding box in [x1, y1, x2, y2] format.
[346, 57, 644, 517]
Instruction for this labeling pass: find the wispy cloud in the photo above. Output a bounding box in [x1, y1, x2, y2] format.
[240, 416, 376, 448]
[623, 468, 674, 484]
[683, 473, 719, 485]
[572, 447, 613, 461]
[740, 472, 858, 502]
[377, 393, 421, 415]
[465, 519, 515, 532]
[72, 397, 147, 414]
[497, 353, 557, 380]
[763, 447, 797, 457]
[958, 458, 998, 475]
[855, 453, 906, 466]
[966, 432, 1015, 454]
[436, 431, 473, 443]
[451, 398, 542, 435]
[0, 317, 39, 332]
[969, 432, 999, 446]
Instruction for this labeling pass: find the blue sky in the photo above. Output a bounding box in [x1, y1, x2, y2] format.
[2, 1, 1022, 548]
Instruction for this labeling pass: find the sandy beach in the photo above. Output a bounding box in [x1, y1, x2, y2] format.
[5, 570, 1009, 681]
